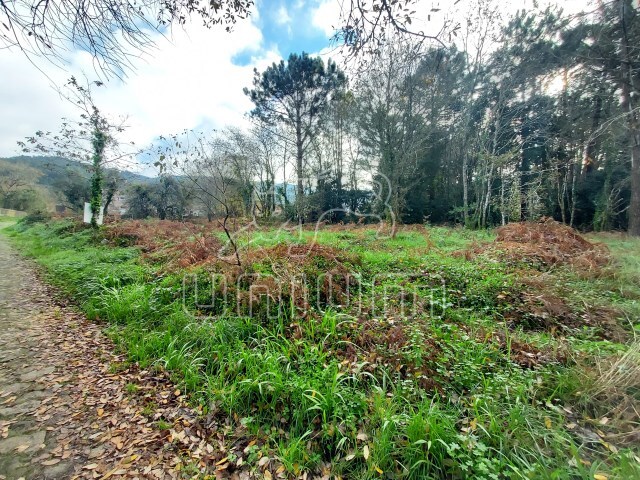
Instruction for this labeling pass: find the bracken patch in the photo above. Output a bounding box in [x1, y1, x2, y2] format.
[498, 275, 628, 341]
[104, 220, 223, 269]
[461, 218, 611, 271]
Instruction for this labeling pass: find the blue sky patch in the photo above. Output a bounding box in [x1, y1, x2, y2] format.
[232, 0, 335, 66]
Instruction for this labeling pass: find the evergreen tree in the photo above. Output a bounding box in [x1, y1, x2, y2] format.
[245, 53, 346, 223]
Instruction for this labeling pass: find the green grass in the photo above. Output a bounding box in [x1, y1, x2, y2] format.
[3, 218, 639, 479]
[125, 382, 139, 394]
[0, 216, 18, 228]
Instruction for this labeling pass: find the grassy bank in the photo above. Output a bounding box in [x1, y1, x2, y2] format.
[3, 219, 639, 479]
[0, 216, 18, 227]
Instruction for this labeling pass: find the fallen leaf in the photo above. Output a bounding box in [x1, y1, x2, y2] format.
[102, 468, 128, 479]
[544, 417, 552, 429]
[42, 459, 61, 466]
[363, 445, 370, 461]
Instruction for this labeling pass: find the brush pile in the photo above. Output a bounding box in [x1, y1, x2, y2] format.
[242, 242, 360, 312]
[104, 220, 223, 269]
[470, 220, 627, 339]
[469, 218, 610, 270]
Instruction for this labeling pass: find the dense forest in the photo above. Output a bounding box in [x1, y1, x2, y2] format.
[133, 1, 640, 235]
[9, 1, 640, 236]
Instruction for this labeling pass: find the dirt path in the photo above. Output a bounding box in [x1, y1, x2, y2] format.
[0, 234, 237, 480]
[0, 233, 78, 478]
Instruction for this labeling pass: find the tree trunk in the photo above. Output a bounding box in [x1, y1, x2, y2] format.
[481, 162, 494, 228]
[570, 159, 579, 227]
[500, 166, 506, 226]
[89, 123, 106, 229]
[619, 0, 640, 235]
[270, 171, 276, 216]
[463, 154, 469, 226]
[295, 105, 305, 225]
[390, 187, 400, 238]
[581, 90, 603, 176]
[630, 143, 640, 235]
[282, 143, 289, 207]
[103, 190, 114, 217]
[557, 165, 566, 224]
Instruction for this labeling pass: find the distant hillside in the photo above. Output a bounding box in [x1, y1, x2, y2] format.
[2, 156, 153, 186]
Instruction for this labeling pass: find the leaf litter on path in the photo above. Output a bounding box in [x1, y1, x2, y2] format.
[0, 237, 275, 479]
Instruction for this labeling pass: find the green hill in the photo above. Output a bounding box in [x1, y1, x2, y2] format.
[2, 156, 153, 186]
[0, 156, 153, 212]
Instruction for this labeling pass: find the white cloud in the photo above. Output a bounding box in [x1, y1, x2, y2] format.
[84, 19, 279, 147]
[0, 12, 281, 171]
[276, 5, 292, 25]
[311, 0, 341, 37]
[0, 55, 75, 157]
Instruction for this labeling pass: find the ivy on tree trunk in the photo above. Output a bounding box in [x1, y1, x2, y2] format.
[90, 120, 107, 228]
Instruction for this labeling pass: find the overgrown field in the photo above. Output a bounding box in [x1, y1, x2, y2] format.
[3, 218, 640, 479]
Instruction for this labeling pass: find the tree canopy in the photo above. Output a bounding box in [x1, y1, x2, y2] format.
[1, 0, 254, 76]
[245, 52, 347, 223]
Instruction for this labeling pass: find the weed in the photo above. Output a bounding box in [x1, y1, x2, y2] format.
[156, 419, 173, 431]
[108, 361, 129, 374]
[125, 383, 139, 395]
[141, 402, 158, 417]
[4, 219, 639, 478]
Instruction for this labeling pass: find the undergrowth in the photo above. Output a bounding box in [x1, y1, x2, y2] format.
[3, 218, 639, 479]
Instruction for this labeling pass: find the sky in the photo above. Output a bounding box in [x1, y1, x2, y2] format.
[0, 0, 587, 174]
[0, 0, 344, 167]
